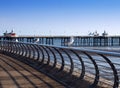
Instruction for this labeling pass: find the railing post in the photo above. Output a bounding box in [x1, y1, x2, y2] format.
[98, 54, 119, 88]
[51, 47, 65, 74]
[45, 46, 57, 70]
[37, 46, 44, 65]
[32, 44, 40, 61]
[83, 52, 99, 88]
[60, 49, 74, 77]
[70, 50, 85, 79]
[41, 46, 50, 65]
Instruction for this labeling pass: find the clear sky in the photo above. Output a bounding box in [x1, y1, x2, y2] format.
[0, 0, 120, 36]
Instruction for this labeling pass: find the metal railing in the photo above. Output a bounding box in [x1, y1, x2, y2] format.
[0, 41, 120, 88]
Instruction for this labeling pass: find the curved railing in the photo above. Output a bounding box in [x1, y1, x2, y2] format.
[0, 41, 120, 88]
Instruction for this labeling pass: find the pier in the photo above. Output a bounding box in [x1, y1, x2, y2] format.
[0, 40, 120, 88]
[1, 35, 120, 47]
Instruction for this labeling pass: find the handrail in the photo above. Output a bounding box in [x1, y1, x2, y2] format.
[0, 40, 120, 88]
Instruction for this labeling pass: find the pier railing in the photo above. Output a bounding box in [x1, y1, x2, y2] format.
[0, 41, 120, 88]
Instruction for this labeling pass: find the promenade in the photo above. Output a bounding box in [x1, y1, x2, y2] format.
[0, 54, 65, 88]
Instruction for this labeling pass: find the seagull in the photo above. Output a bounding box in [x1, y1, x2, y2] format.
[68, 36, 74, 46]
[34, 38, 39, 43]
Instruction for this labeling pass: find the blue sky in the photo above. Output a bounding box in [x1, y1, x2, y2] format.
[0, 0, 120, 36]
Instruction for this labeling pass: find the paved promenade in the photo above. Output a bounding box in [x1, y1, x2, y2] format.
[0, 54, 65, 88]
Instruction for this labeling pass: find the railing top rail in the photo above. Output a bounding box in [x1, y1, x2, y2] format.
[41, 45, 120, 56]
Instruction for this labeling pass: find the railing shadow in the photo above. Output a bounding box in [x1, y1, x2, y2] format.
[0, 54, 64, 88]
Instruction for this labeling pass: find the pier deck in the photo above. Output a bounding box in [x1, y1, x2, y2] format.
[0, 54, 65, 88]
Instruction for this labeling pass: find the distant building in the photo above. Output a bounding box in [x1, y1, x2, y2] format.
[102, 30, 108, 37]
[88, 32, 93, 36]
[93, 31, 99, 36]
[88, 31, 99, 36]
[3, 30, 16, 37]
[88, 30, 108, 37]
